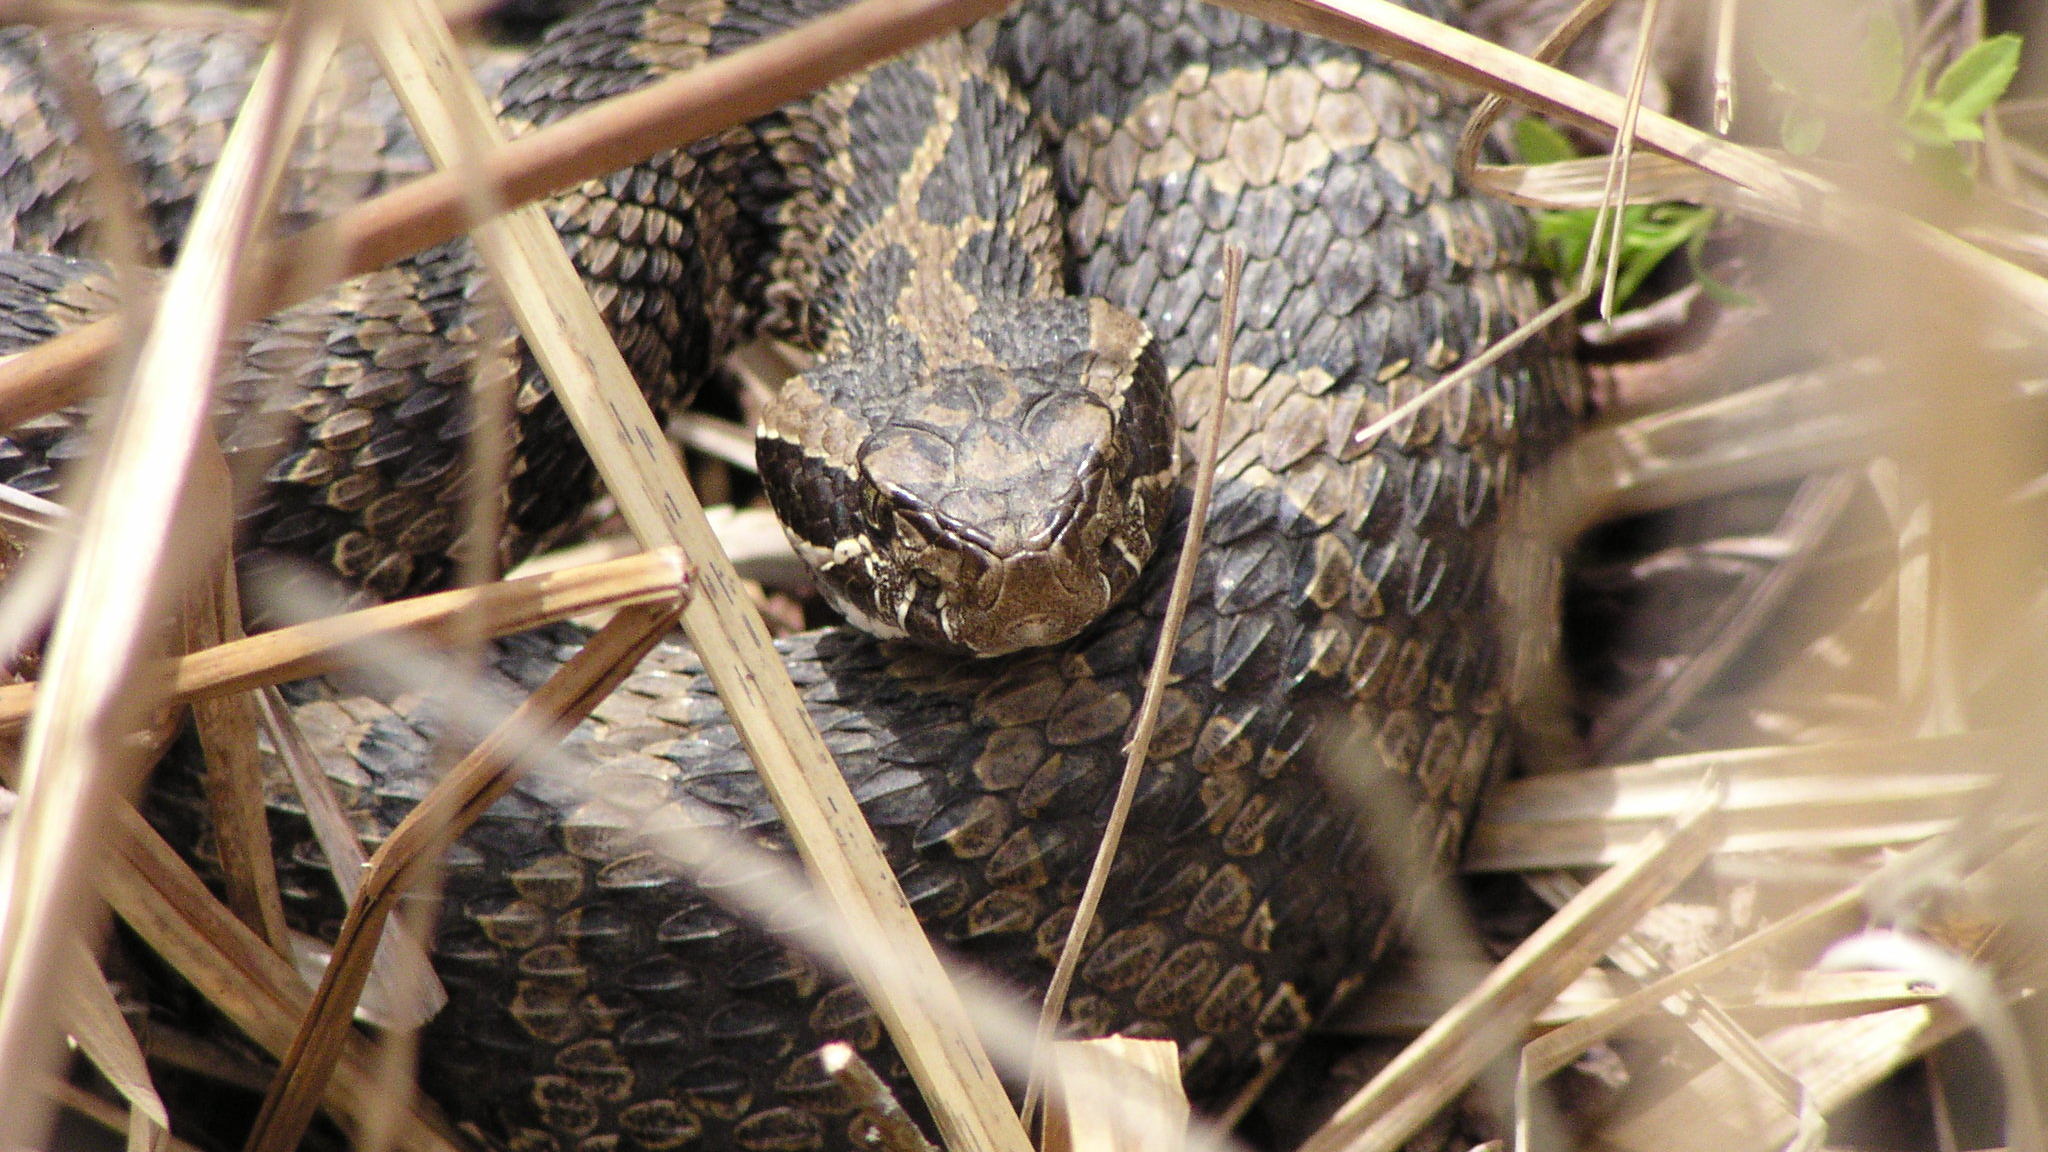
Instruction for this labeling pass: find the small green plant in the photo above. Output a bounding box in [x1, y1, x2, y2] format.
[1764, 12, 2021, 192]
[1513, 118, 1725, 311]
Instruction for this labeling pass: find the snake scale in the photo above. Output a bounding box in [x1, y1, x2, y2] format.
[0, 1, 1583, 1148]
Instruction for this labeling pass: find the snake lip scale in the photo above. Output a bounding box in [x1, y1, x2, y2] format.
[0, 0, 1584, 1149]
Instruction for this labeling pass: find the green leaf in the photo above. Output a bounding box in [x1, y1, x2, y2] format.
[1900, 99, 1954, 147]
[1685, 220, 1751, 308]
[1609, 205, 1715, 306]
[1513, 118, 1581, 166]
[1930, 34, 2022, 127]
[1532, 209, 1597, 281]
[1780, 103, 1827, 154]
[1532, 200, 1718, 310]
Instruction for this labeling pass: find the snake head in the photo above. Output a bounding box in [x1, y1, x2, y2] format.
[758, 297, 1177, 656]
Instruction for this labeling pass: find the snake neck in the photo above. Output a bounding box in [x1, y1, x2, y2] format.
[773, 35, 1066, 363]
[716, 16, 1181, 656]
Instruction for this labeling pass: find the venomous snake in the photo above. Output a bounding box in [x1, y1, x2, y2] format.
[0, 1, 1583, 1148]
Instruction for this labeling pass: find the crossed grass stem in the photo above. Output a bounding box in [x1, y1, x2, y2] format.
[4, 0, 2048, 1139]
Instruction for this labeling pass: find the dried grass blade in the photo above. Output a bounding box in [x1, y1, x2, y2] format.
[1595, 1003, 1970, 1152]
[0, 0, 1016, 427]
[1820, 932, 2044, 1152]
[0, 547, 688, 730]
[0, 7, 336, 1140]
[254, 685, 447, 1030]
[1211, 0, 2048, 332]
[1711, 0, 1736, 133]
[1541, 359, 1898, 531]
[1333, 962, 1937, 1036]
[182, 451, 291, 955]
[44, 1081, 199, 1152]
[98, 803, 463, 1152]
[58, 938, 169, 1136]
[1349, 292, 1582, 452]
[819, 1043, 943, 1152]
[356, 3, 1031, 1148]
[1518, 877, 1822, 1152]
[1021, 245, 1247, 1124]
[1041, 1038, 1190, 1152]
[1466, 733, 1993, 873]
[242, 601, 681, 1152]
[1589, 470, 1860, 762]
[1588, 0, 1661, 317]
[1299, 782, 1723, 1152]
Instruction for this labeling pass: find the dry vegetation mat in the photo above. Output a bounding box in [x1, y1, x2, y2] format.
[0, 1, 2044, 1151]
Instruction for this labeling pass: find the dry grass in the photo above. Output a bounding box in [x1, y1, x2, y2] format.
[0, 1, 2042, 1152]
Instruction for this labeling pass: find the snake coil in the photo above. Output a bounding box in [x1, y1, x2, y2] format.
[0, 1, 1582, 1148]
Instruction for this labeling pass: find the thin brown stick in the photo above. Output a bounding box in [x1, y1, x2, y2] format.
[345, 4, 1031, 1149]
[251, 684, 446, 1032]
[1299, 783, 1724, 1152]
[0, 547, 689, 731]
[0, 0, 1015, 428]
[819, 1043, 944, 1152]
[98, 803, 464, 1152]
[0, 7, 333, 1140]
[1021, 245, 1248, 1123]
[1222, 0, 2048, 331]
[181, 441, 292, 956]
[243, 601, 680, 1152]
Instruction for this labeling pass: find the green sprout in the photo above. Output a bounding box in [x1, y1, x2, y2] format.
[1513, 118, 1727, 311]
[1764, 12, 2021, 192]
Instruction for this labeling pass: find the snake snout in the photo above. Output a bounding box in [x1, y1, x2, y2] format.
[757, 295, 1178, 654]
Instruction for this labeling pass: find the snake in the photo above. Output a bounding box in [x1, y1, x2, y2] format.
[0, 1, 1583, 1148]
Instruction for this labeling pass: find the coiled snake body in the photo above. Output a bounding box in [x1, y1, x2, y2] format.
[0, 1, 1582, 1148]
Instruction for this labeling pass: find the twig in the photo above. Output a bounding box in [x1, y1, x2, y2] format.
[1299, 781, 1724, 1152]
[0, 0, 1017, 428]
[1021, 245, 1247, 1123]
[242, 602, 681, 1152]
[819, 1043, 943, 1152]
[0, 547, 690, 730]
[0, 6, 334, 1140]
[343, 4, 1031, 1150]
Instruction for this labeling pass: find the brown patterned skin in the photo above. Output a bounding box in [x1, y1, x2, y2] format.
[0, 1, 1581, 1149]
[0, 8, 1181, 654]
